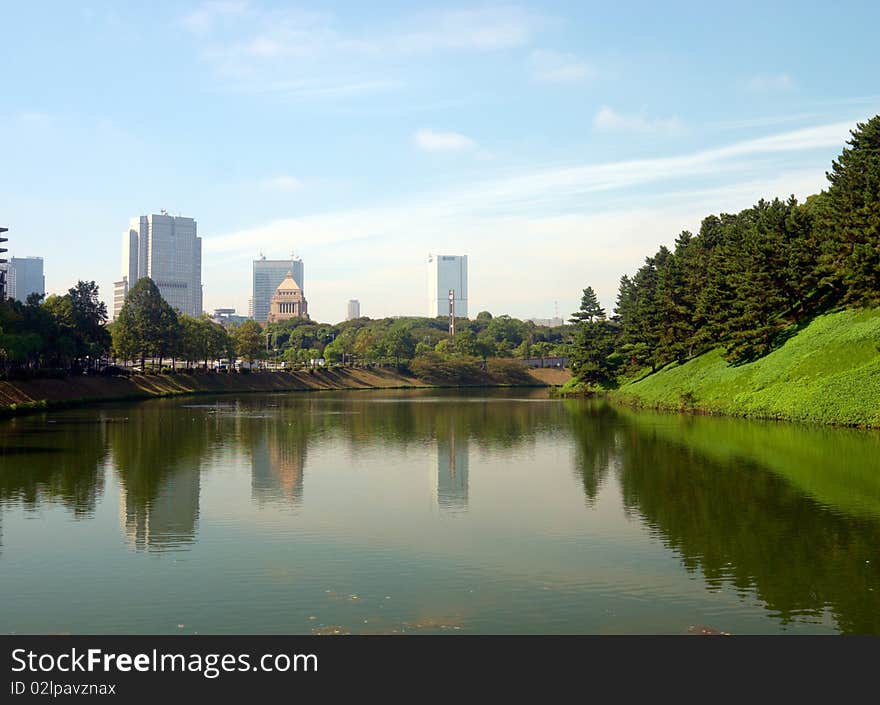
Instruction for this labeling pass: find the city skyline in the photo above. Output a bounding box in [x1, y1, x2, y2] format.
[2, 2, 879, 322]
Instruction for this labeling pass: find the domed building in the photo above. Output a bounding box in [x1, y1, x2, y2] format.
[266, 271, 309, 323]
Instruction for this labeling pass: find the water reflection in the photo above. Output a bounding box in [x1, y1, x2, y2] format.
[567, 402, 618, 506]
[436, 424, 469, 512]
[0, 391, 878, 633]
[0, 417, 108, 517]
[249, 420, 308, 507]
[107, 404, 215, 551]
[567, 401, 880, 633]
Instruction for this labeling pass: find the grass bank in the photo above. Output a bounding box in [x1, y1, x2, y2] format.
[612, 308, 880, 428]
[0, 365, 571, 416]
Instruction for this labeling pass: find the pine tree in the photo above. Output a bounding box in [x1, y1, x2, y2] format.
[818, 115, 880, 306]
[569, 287, 606, 324]
[570, 318, 619, 385]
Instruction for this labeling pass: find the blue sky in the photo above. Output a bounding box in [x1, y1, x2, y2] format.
[2, 0, 879, 322]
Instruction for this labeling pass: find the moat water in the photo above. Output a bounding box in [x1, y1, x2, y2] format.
[1, 389, 878, 634]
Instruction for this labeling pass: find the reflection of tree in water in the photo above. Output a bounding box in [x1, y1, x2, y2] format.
[232, 391, 566, 513]
[108, 401, 221, 551]
[0, 417, 108, 518]
[565, 402, 880, 633]
[321, 390, 565, 451]
[564, 400, 620, 506]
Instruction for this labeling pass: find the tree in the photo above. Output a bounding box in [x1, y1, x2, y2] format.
[570, 319, 619, 386]
[817, 115, 880, 306]
[485, 315, 529, 351]
[414, 341, 433, 357]
[112, 277, 180, 370]
[383, 321, 416, 366]
[178, 315, 205, 368]
[232, 320, 264, 364]
[42, 294, 79, 368]
[354, 328, 382, 363]
[67, 281, 111, 368]
[206, 319, 230, 367]
[569, 287, 605, 324]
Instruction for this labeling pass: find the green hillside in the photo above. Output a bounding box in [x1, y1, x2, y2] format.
[614, 308, 880, 427]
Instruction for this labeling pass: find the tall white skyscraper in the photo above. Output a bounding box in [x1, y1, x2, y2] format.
[427, 254, 468, 317]
[7, 256, 45, 302]
[252, 255, 304, 323]
[346, 299, 360, 321]
[115, 212, 202, 319]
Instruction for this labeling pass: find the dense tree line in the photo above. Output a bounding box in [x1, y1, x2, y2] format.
[263, 309, 569, 367]
[111, 278, 572, 371]
[0, 281, 110, 375]
[111, 278, 239, 370]
[570, 115, 880, 385]
[1, 273, 571, 376]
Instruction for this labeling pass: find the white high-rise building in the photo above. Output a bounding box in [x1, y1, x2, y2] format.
[427, 254, 468, 318]
[346, 299, 360, 321]
[7, 256, 45, 303]
[115, 212, 202, 319]
[252, 255, 304, 323]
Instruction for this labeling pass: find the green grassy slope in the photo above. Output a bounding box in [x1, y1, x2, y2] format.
[614, 308, 880, 427]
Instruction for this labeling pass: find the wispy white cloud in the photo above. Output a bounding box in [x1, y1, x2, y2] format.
[17, 111, 54, 126]
[180, 0, 249, 35]
[391, 7, 540, 53]
[260, 175, 303, 191]
[528, 50, 596, 83]
[233, 77, 403, 99]
[203, 118, 855, 319]
[181, 4, 543, 97]
[414, 129, 477, 152]
[593, 106, 684, 135]
[745, 73, 796, 93]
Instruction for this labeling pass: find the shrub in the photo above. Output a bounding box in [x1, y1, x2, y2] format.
[485, 358, 533, 385]
[410, 352, 485, 385]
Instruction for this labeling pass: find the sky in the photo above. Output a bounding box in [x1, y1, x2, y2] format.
[1, 0, 879, 323]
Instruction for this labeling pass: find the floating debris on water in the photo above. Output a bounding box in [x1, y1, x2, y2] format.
[312, 626, 350, 636]
[687, 625, 731, 636]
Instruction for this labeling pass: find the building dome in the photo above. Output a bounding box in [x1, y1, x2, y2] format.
[266, 271, 309, 322]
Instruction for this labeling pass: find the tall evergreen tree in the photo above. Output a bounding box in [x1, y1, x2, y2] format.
[569, 287, 606, 324]
[817, 115, 880, 306]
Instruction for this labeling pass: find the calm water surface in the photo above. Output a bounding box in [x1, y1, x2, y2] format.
[1, 389, 878, 634]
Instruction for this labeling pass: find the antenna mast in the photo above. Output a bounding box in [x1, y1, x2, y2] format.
[448, 289, 455, 338]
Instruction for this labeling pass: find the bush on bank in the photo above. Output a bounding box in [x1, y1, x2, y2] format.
[409, 353, 533, 386]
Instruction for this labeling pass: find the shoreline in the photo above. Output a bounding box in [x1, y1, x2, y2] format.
[0, 366, 571, 418]
[603, 391, 880, 431]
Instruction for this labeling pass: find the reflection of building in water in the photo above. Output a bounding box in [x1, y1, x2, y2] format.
[119, 465, 200, 551]
[436, 426, 469, 511]
[251, 430, 306, 506]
